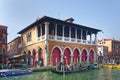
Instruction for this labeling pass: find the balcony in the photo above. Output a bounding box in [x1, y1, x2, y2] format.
[48, 35, 96, 45]
[37, 35, 97, 45]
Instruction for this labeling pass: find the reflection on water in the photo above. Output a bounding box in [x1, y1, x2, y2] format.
[0, 69, 120, 80]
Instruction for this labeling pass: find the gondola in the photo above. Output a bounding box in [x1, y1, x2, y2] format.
[0, 69, 32, 77]
[51, 68, 87, 74]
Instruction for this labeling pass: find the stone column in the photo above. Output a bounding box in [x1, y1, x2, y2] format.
[81, 30, 83, 43]
[62, 26, 65, 41]
[45, 22, 49, 66]
[45, 22, 49, 40]
[61, 54, 63, 63]
[90, 32, 92, 44]
[86, 31, 88, 44]
[55, 24, 57, 40]
[70, 55, 73, 64]
[79, 55, 81, 63]
[69, 27, 71, 41]
[95, 33, 97, 44]
[75, 28, 77, 42]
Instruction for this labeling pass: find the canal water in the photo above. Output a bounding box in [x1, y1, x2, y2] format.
[0, 69, 120, 80]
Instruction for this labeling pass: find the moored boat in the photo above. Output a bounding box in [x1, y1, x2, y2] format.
[51, 68, 86, 74]
[0, 69, 32, 77]
[102, 64, 120, 69]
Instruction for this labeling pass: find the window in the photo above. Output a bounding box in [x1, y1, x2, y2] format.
[42, 24, 45, 36]
[27, 32, 31, 43]
[37, 26, 41, 37]
[2, 38, 6, 44]
[2, 29, 6, 34]
[2, 48, 6, 54]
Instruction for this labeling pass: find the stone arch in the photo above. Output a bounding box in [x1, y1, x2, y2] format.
[63, 47, 72, 65]
[51, 45, 63, 56]
[81, 48, 88, 62]
[27, 50, 32, 66]
[51, 46, 61, 66]
[32, 49, 37, 66]
[38, 47, 44, 66]
[89, 49, 96, 63]
[73, 48, 81, 63]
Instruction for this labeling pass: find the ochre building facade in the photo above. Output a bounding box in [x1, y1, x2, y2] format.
[18, 16, 101, 67]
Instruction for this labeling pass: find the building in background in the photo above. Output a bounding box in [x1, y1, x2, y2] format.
[98, 38, 120, 64]
[18, 16, 101, 67]
[97, 44, 108, 64]
[0, 25, 8, 68]
[7, 36, 21, 56]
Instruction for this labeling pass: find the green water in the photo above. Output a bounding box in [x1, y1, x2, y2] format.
[0, 69, 120, 80]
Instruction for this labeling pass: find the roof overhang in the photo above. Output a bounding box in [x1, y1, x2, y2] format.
[18, 16, 102, 34]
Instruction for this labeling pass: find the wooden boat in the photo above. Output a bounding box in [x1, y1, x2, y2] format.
[102, 64, 120, 69]
[51, 68, 86, 74]
[0, 69, 32, 77]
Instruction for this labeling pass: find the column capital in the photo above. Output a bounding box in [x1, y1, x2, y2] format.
[44, 22, 49, 25]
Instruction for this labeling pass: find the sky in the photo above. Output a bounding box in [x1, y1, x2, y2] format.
[0, 0, 120, 42]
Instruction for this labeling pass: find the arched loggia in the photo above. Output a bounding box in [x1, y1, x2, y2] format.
[38, 48, 44, 66]
[81, 49, 87, 62]
[89, 50, 94, 63]
[63, 48, 71, 65]
[51, 47, 61, 66]
[73, 49, 80, 63]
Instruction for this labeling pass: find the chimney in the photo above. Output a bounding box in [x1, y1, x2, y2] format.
[36, 17, 40, 21]
[65, 17, 74, 23]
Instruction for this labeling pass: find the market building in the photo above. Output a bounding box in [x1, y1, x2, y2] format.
[18, 16, 101, 67]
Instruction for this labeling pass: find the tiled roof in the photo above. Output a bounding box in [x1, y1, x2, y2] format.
[18, 16, 101, 34]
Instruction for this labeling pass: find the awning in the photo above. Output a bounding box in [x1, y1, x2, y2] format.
[9, 54, 33, 60]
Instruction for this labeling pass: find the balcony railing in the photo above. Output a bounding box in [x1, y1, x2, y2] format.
[49, 35, 55, 40]
[71, 38, 76, 42]
[57, 36, 62, 41]
[64, 37, 69, 42]
[38, 35, 97, 45]
[38, 35, 45, 41]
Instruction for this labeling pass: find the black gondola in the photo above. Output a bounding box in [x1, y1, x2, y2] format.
[51, 68, 86, 74]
